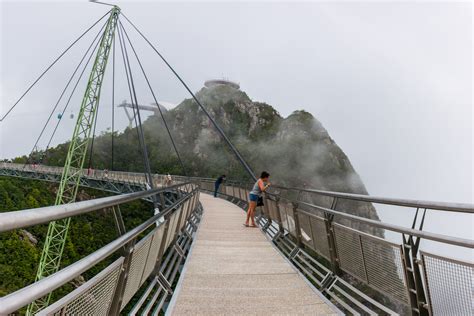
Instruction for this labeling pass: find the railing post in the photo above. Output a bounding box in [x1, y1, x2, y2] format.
[402, 208, 429, 316]
[274, 194, 284, 233]
[151, 213, 172, 276]
[232, 184, 236, 203]
[324, 197, 341, 275]
[292, 202, 303, 248]
[108, 237, 136, 315]
[261, 193, 272, 230]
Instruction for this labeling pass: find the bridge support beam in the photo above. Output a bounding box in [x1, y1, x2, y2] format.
[28, 7, 121, 314]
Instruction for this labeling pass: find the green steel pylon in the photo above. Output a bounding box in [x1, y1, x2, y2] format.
[27, 7, 120, 315]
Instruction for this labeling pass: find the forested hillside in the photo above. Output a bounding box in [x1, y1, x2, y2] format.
[13, 84, 381, 230]
[0, 177, 152, 302]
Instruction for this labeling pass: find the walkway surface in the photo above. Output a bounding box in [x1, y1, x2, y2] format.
[168, 194, 339, 315]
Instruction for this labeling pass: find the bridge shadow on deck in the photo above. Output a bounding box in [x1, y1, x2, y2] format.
[167, 194, 339, 315]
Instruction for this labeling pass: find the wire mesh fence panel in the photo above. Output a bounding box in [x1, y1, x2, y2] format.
[179, 201, 190, 229]
[235, 186, 241, 199]
[279, 200, 296, 235]
[421, 251, 473, 316]
[140, 225, 166, 286]
[39, 258, 124, 316]
[164, 211, 179, 249]
[297, 212, 314, 248]
[278, 200, 292, 232]
[334, 224, 367, 282]
[234, 187, 241, 200]
[360, 235, 409, 304]
[239, 188, 247, 202]
[266, 198, 279, 222]
[121, 234, 153, 310]
[309, 216, 330, 260]
[227, 185, 236, 199]
[179, 203, 189, 230]
[225, 185, 234, 196]
[200, 181, 213, 192]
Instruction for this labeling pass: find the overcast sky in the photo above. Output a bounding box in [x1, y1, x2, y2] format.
[0, 1, 472, 256]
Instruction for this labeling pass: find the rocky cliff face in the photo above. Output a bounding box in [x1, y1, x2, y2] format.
[149, 84, 381, 230]
[33, 83, 381, 230]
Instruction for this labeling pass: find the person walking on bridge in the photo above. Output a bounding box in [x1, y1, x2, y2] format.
[214, 174, 226, 197]
[245, 171, 270, 227]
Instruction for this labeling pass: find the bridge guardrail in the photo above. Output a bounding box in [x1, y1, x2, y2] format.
[194, 177, 473, 316]
[1, 162, 473, 315]
[0, 181, 195, 233]
[0, 173, 201, 315]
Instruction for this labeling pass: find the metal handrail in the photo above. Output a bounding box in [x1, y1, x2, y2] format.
[1, 163, 472, 247]
[0, 188, 199, 315]
[282, 187, 474, 213]
[193, 176, 474, 214]
[0, 182, 195, 233]
[195, 178, 474, 315]
[2, 162, 472, 214]
[297, 202, 474, 249]
[196, 181, 473, 248]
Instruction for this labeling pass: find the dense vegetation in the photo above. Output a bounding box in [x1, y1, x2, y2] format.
[0, 177, 152, 304]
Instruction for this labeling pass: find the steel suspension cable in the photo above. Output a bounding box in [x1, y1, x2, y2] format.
[116, 21, 145, 162]
[119, 21, 187, 176]
[44, 27, 105, 153]
[111, 33, 116, 171]
[121, 13, 257, 181]
[117, 22, 155, 188]
[0, 10, 112, 122]
[23, 21, 108, 167]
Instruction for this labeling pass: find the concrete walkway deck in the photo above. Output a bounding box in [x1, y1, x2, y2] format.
[168, 194, 339, 315]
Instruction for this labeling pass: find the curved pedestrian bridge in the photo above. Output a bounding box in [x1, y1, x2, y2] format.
[168, 194, 339, 315]
[0, 163, 472, 315]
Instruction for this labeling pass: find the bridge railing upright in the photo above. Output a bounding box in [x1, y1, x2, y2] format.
[0, 175, 202, 315]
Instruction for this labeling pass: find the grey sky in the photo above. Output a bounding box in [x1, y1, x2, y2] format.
[0, 2, 472, 256]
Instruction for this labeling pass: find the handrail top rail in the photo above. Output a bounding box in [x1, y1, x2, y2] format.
[195, 176, 473, 213]
[1, 162, 472, 213]
[296, 201, 474, 249]
[275, 187, 474, 214]
[0, 181, 197, 233]
[0, 191, 197, 315]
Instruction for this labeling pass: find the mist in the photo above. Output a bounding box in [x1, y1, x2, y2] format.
[1, 1, 472, 260]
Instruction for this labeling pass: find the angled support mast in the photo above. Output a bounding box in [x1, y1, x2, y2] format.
[27, 6, 120, 315]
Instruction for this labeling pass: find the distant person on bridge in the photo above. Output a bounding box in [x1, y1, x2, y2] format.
[245, 171, 270, 227]
[164, 174, 172, 186]
[214, 175, 226, 197]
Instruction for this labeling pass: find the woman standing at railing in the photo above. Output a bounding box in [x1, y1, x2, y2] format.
[244, 171, 270, 227]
